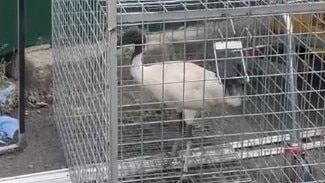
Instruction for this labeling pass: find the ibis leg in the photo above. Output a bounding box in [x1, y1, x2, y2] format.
[183, 123, 193, 172]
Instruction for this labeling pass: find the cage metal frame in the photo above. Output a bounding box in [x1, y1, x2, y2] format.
[52, 0, 325, 182]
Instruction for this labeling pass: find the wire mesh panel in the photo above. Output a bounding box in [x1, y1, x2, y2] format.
[52, 0, 325, 182]
[52, 0, 115, 182]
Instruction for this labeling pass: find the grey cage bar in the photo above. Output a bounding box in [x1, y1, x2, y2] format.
[52, 0, 325, 182]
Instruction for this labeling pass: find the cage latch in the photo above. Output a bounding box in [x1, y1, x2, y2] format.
[213, 41, 250, 84]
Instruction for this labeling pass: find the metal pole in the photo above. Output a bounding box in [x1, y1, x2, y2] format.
[107, 0, 118, 182]
[282, 13, 314, 183]
[17, 0, 25, 139]
[282, 12, 298, 183]
[283, 13, 299, 145]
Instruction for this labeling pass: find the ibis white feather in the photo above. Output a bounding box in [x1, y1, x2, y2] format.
[131, 53, 241, 112]
[120, 26, 242, 173]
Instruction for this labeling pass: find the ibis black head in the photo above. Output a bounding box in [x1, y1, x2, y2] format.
[118, 26, 146, 46]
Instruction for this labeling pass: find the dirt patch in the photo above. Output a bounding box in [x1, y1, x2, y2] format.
[0, 47, 65, 178]
[0, 105, 67, 178]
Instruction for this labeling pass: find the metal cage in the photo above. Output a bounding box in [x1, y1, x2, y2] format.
[52, 0, 325, 182]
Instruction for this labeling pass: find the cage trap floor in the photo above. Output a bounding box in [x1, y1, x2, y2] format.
[118, 145, 252, 183]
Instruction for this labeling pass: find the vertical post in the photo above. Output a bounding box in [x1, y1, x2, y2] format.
[283, 12, 297, 183]
[283, 13, 311, 183]
[17, 0, 25, 141]
[283, 13, 299, 147]
[107, 0, 118, 182]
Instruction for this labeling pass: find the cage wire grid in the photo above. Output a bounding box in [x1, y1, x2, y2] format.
[52, 0, 325, 183]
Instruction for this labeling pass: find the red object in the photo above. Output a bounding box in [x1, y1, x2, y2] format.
[187, 60, 204, 67]
[283, 147, 305, 156]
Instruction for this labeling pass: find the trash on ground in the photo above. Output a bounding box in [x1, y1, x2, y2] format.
[0, 82, 16, 104]
[0, 116, 19, 147]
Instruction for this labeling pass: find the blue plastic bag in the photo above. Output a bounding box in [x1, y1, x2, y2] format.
[0, 116, 19, 146]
